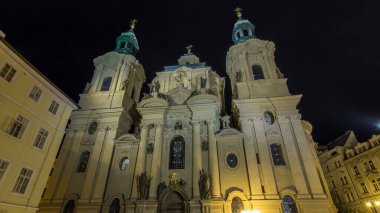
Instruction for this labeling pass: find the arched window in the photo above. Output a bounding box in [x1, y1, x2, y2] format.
[169, 136, 185, 169]
[101, 77, 112, 91]
[252, 65, 264, 80]
[63, 199, 75, 213]
[231, 197, 244, 213]
[282, 195, 298, 213]
[270, 144, 285, 165]
[77, 151, 90, 172]
[109, 198, 120, 213]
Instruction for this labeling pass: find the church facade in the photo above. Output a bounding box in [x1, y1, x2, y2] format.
[39, 10, 337, 213]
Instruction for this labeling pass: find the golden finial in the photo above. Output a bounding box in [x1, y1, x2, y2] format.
[185, 44, 194, 54]
[130, 19, 138, 30]
[234, 7, 242, 19]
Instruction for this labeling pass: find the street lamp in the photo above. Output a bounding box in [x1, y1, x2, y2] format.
[366, 201, 379, 213]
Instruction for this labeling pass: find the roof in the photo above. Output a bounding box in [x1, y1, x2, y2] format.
[0, 36, 78, 109]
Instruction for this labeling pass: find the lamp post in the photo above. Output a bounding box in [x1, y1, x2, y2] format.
[366, 201, 380, 213]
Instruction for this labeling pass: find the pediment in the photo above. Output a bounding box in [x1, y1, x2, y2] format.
[115, 133, 139, 142]
[137, 97, 168, 109]
[266, 129, 280, 137]
[166, 87, 192, 105]
[216, 128, 243, 137]
[187, 94, 219, 105]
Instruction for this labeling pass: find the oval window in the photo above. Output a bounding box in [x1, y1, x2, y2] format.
[264, 111, 274, 125]
[226, 153, 238, 168]
[119, 156, 129, 171]
[88, 121, 98, 135]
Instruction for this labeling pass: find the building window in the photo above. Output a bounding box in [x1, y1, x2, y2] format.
[28, 86, 42, 102]
[282, 195, 298, 213]
[231, 197, 244, 213]
[331, 180, 336, 188]
[337, 161, 342, 167]
[169, 136, 185, 169]
[0, 159, 10, 182]
[109, 198, 120, 213]
[340, 176, 348, 185]
[334, 162, 338, 168]
[353, 166, 360, 175]
[12, 168, 33, 194]
[63, 199, 75, 213]
[33, 128, 49, 149]
[252, 65, 264, 80]
[270, 144, 285, 165]
[119, 157, 129, 171]
[0, 63, 16, 82]
[364, 162, 370, 171]
[226, 153, 238, 168]
[371, 179, 380, 191]
[264, 111, 275, 124]
[369, 161, 376, 170]
[48, 100, 59, 115]
[77, 151, 90, 172]
[345, 192, 354, 202]
[8, 115, 29, 139]
[101, 77, 112, 91]
[361, 183, 368, 193]
[326, 165, 329, 172]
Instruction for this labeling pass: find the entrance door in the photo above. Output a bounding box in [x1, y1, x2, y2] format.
[163, 192, 185, 213]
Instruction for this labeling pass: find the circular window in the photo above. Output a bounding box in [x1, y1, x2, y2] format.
[119, 157, 129, 171]
[264, 111, 275, 125]
[88, 121, 98, 135]
[226, 153, 238, 168]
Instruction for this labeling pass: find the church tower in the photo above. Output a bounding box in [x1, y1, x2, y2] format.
[39, 20, 146, 213]
[226, 8, 336, 212]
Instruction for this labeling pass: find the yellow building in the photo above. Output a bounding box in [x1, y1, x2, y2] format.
[0, 32, 77, 213]
[318, 132, 380, 212]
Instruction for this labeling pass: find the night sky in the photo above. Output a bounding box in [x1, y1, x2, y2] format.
[1, 0, 380, 145]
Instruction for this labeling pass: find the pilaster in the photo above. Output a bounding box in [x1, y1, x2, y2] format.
[290, 115, 326, 198]
[277, 115, 310, 198]
[191, 121, 202, 199]
[240, 118, 264, 199]
[148, 123, 164, 199]
[206, 120, 221, 199]
[131, 124, 150, 199]
[252, 116, 279, 199]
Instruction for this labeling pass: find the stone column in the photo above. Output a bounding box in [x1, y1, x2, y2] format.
[148, 123, 163, 199]
[131, 124, 149, 199]
[240, 118, 263, 199]
[206, 120, 221, 199]
[277, 115, 310, 198]
[191, 121, 202, 199]
[290, 115, 325, 198]
[252, 117, 278, 199]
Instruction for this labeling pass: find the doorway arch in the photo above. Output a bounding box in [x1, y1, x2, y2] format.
[158, 185, 189, 213]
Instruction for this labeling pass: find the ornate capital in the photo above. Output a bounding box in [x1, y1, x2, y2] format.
[205, 120, 216, 126]
[276, 115, 290, 122]
[154, 123, 164, 128]
[252, 117, 263, 123]
[289, 114, 302, 121]
[190, 120, 202, 126]
[239, 118, 253, 125]
[140, 123, 150, 129]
